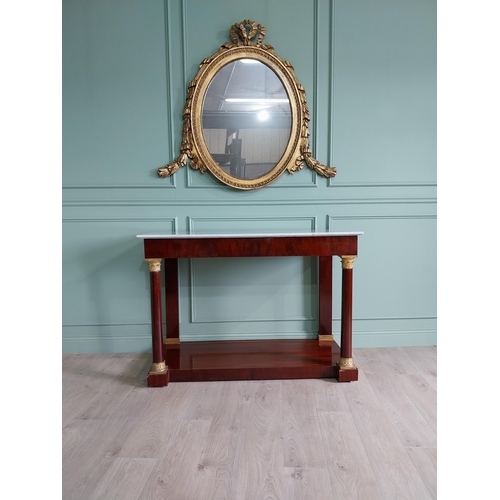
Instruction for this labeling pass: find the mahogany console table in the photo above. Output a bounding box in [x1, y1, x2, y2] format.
[137, 232, 362, 386]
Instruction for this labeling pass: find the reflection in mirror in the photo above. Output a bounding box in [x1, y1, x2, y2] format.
[202, 60, 291, 180]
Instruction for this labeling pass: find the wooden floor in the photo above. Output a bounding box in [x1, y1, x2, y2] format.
[62, 346, 437, 500]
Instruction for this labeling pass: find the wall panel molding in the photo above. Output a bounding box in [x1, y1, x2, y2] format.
[62, 325, 152, 354]
[329, 0, 335, 170]
[62, 217, 177, 222]
[352, 330, 436, 348]
[328, 215, 436, 222]
[188, 258, 317, 324]
[63, 199, 435, 208]
[348, 315, 436, 322]
[164, 0, 174, 166]
[62, 328, 436, 352]
[314, 0, 335, 169]
[62, 181, 436, 190]
[312, 0, 320, 156]
[62, 218, 178, 230]
[62, 183, 436, 207]
[187, 215, 317, 234]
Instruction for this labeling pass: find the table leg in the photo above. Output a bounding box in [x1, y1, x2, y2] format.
[318, 256, 334, 345]
[337, 255, 358, 382]
[165, 258, 180, 345]
[145, 258, 169, 386]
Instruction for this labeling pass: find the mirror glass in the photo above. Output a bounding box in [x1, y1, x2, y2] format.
[202, 59, 292, 180]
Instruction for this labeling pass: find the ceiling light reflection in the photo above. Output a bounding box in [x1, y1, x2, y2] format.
[257, 110, 269, 121]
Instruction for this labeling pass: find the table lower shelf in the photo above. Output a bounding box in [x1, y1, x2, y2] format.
[147, 339, 358, 386]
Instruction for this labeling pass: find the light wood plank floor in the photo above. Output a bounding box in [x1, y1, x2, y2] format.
[62, 347, 437, 500]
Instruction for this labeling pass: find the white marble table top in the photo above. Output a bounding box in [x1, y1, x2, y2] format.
[137, 231, 363, 239]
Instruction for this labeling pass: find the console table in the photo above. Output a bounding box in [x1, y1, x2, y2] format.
[137, 232, 362, 386]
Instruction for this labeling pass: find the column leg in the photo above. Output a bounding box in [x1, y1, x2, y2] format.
[165, 258, 180, 346]
[146, 258, 169, 387]
[318, 256, 334, 345]
[337, 255, 358, 382]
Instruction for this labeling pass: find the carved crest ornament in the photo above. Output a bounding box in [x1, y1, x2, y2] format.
[158, 20, 337, 190]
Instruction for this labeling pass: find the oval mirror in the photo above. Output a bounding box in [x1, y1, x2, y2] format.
[158, 20, 337, 189]
[201, 59, 292, 181]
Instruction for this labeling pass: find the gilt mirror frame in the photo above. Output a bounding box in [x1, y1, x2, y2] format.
[158, 20, 336, 190]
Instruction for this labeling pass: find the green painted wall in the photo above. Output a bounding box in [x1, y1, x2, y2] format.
[62, 0, 436, 353]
